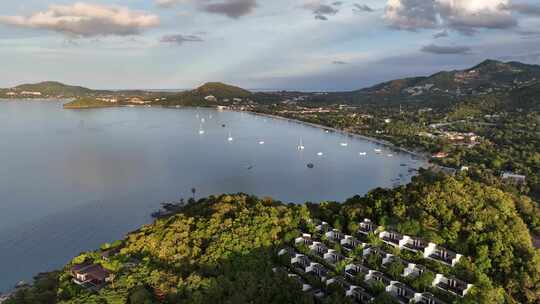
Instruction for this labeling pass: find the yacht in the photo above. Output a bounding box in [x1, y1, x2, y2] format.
[297, 138, 305, 150]
[359, 152, 367, 156]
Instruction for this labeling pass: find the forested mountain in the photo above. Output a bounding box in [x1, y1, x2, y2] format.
[304, 60, 540, 105]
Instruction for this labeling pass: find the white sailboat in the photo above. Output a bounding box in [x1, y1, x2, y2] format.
[198, 123, 205, 135]
[297, 138, 305, 150]
[227, 132, 234, 142]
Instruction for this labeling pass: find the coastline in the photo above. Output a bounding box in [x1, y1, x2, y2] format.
[60, 101, 431, 162]
[2, 98, 427, 162]
[245, 111, 431, 162]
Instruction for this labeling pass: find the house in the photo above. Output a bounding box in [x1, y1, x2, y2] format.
[402, 263, 427, 278]
[425, 245, 462, 267]
[204, 95, 217, 102]
[21, 91, 42, 96]
[71, 264, 112, 289]
[365, 271, 392, 288]
[0, 293, 12, 303]
[345, 264, 370, 281]
[325, 275, 347, 288]
[309, 241, 328, 257]
[346, 286, 374, 304]
[325, 229, 344, 242]
[432, 152, 449, 159]
[311, 289, 326, 299]
[379, 231, 408, 248]
[100, 247, 121, 261]
[358, 219, 377, 235]
[291, 254, 311, 271]
[278, 247, 296, 258]
[501, 172, 526, 185]
[433, 274, 473, 297]
[414, 292, 446, 304]
[403, 237, 430, 253]
[382, 254, 407, 269]
[295, 233, 314, 246]
[323, 249, 345, 265]
[388, 282, 417, 304]
[341, 235, 363, 252]
[288, 273, 313, 292]
[315, 221, 330, 232]
[362, 247, 385, 260]
[306, 263, 329, 282]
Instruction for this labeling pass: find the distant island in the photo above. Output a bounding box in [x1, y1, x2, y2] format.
[61, 82, 254, 109]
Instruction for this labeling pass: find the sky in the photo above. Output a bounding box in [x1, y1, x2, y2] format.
[1, 0, 540, 91]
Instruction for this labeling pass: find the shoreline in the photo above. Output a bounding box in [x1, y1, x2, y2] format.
[244, 111, 431, 162]
[0, 98, 432, 165]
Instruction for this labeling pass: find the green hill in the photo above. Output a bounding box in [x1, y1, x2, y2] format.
[12, 81, 101, 97]
[63, 97, 117, 109]
[195, 82, 252, 98]
[4, 172, 540, 303]
[315, 60, 540, 105]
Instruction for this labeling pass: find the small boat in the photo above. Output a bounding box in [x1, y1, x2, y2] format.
[222, 124, 226, 127]
[340, 142, 348, 147]
[317, 152, 324, 156]
[359, 152, 367, 156]
[227, 132, 234, 142]
[388, 154, 394, 157]
[201, 118, 206, 123]
[297, 138, 305, 150]
[259, 141, 265, 145]
[400, 164, 407, 167]
[307, 163, 315, 169]
[198, 123, 205, 135]
[175, 105, 181, 108]
[374, 149, 382, 154]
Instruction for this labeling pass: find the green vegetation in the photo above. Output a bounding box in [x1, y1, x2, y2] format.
[194, 82, 251, 98]
[6, 171, 540, 303]
[14, 82, 98, 97]
[63, 98, 117, 109]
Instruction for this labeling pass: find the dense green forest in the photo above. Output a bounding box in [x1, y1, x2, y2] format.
[6, 171, 540, 304]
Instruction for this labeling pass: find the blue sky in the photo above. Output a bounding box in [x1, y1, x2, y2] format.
[1, 0, 540, 91]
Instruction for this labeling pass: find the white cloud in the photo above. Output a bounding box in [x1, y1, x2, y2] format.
[0, 2, 160, 38]
[384, 0, 517, 34]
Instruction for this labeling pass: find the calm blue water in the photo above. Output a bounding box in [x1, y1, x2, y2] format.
[0, 100, 425, 291]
